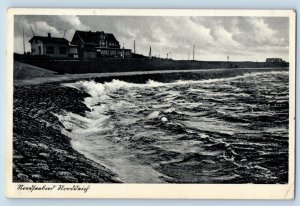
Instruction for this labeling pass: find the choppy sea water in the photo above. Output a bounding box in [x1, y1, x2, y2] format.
[56, 70, 289, 183]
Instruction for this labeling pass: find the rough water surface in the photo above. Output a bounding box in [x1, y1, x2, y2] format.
[55, 70, 289, 184]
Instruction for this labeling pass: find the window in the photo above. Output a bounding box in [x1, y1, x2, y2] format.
[85, 47, 94, 52]
[46, 46, 54, 54]
[59, 47, 67, 55]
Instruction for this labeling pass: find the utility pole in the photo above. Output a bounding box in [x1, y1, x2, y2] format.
[192, 44, 195, 61]
[227, 56, 230, 62]
[122, 43, 125, 59]
[134, 39, 136, 53]
[23, 27, 26, 55]
[63, 29, 66, 38]
[149, 46, 152, 59]
[29, 25, 35, 36]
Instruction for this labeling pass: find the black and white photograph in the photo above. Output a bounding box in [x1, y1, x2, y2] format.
[6, 9, 295, 199]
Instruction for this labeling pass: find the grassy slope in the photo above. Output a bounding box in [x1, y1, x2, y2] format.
[14, 61, 57, 80]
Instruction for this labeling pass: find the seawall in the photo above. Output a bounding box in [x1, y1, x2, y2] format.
[15, 56, 289, 74]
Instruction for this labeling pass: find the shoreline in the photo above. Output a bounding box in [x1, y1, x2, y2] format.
[12, 61, 289, 183]
[13, 83, 121, 183]
[14, 61, 289, 86]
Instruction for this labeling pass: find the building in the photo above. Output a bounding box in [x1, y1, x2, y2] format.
[70, 30, 132, 59]
[266, 58, 285, 63]
[29, 33, 69, 57]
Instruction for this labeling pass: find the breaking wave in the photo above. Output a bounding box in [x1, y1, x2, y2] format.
[55, 70, 289, 183]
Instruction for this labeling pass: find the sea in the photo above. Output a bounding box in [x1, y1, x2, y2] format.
[55, 69, 289, 184]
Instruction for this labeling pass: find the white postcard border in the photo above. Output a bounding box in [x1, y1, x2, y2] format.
[6, 8, 296, 199]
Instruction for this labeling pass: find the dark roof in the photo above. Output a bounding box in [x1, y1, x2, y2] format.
[75, 30, 119, 45]
[29, 36, 69, 44]
[105, 33, 118, 42]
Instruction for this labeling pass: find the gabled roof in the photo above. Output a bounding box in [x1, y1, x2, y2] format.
[105, 33, 118, 42]
[29, 36, 69, 44]
[74, 30, 119, 45]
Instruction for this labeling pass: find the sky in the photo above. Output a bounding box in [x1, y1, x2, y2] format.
[14, 15, 289, 61]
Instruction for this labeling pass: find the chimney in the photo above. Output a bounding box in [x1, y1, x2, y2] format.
[48, 33, 51, 38]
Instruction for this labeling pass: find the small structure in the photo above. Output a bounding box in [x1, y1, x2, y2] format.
[70, 30, 132, 59]
[266, 58, 285, 63]
[29, 33, 69, 57]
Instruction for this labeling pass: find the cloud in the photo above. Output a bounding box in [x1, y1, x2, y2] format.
[58, 15, 88, 29]
[13, 15, 289, 61]
[34, 21, 60, 36]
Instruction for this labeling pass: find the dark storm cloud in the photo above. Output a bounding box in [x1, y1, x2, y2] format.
[14, 15, 289, 61]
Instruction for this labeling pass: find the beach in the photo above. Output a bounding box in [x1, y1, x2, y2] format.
[13, 61, 289, 183]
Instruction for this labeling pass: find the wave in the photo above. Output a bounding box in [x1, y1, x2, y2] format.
[62, 70, 288, 99]
[54, 69, 289, 183]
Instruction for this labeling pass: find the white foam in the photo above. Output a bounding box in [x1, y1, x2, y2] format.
[147, 111, 160, 119]
[63, 70, 288, 100]
[55, 70, 288, 183]
[161, 117, 168, 122]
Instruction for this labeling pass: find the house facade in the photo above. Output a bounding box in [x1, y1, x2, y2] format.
[70, 30, 132, 59]
[29, 33, 69, 57]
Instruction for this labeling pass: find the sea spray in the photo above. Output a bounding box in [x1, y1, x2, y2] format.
[55, 70, 289, 183]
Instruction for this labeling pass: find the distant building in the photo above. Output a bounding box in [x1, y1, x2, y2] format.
[266, 58, 285, 63]
[29, 33, 69, 57]
[70, 30, 132, 59]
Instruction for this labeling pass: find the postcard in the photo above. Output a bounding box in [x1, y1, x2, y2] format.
[6, 8, 295, 199]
